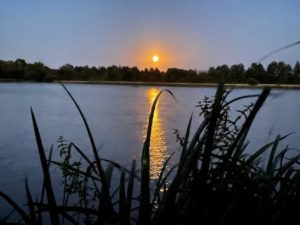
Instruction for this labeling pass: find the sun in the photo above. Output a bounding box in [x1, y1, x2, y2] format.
[152, 55, 159, 63]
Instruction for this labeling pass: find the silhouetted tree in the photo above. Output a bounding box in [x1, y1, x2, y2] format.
[24, 62, 48, 81]
[267, 61, 280, 83]
[207, 67, 216, 82]
[267, 61, 292, 83]
[246, 63, 265, 83]
[106, 65, 121, 81]
[215, 64, 230, 81]
[15, 58, 26, 67]
[230, 64, 245, 82]
[293, 61, 300, 83]
[97, 66, 107, 80]
[1, 59, 299, 84]
[166, 68, 187, 82]
[59, 64, 74, 80]
[277, 62, 292, 83]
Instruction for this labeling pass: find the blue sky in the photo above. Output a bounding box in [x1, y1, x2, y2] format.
[0, 0, 299, 70]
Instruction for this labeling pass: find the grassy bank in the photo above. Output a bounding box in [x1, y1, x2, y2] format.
[0, 83, 300, 225]
[58, 80, 300, 89]
[2, 79, 300, 89]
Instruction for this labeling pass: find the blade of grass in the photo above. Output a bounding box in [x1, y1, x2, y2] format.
[245, 134, 289, 165]
[126, 160, 136, 217]
[1, 209, 15, 224]
[69, 142, 98, 175]
[153, 124, 208, 225]
[276, 155, 300, 180]
[151, 153, 175, 206]
[233, 132, 249, 159]
[34, 203, 99, 214]
[152, 159, 178, 207]
[224, 94, 261, 107]
[139, 89, 175, 225]
[60, 82, 116, 223]
[178, 113, 193, 172]
[274, 146, 289, 171]
[50, 161, 101, 181]
[0, 191, 31, 225]
[99, 158, 140, 180]
[104, 164, 114, 191]
[30, 108, 60, 225]
[226, 87, 271, 158]
[25, 178, 38, 225]
[118, 171, 127, 225]
[200, 83, 225, 182]
[38, 144, 53, 225]
[139, 90, 163, 225]
[266, 135, 281, 176]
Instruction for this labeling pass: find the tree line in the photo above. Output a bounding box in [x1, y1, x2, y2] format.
[1, 58, 300, 84]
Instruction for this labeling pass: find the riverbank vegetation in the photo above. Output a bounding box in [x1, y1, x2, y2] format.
[1, 83, 300, 225]
[1, 59, 300, 84]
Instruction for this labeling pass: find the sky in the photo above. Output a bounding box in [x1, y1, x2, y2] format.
[0, 0, 299, 71]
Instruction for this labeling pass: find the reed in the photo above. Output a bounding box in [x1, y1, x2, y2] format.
[1, 83, 299, 225]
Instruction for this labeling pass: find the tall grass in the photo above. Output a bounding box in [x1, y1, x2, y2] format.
[1, 83, 300, 225]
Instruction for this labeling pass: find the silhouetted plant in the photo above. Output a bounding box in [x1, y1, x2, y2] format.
[1, 83, 299, 225]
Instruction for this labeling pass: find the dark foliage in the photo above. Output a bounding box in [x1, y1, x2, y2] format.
[1, 59, 300, 84]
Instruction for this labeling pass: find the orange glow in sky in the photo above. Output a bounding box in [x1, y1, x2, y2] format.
[140, 49, 174, 71]
[130, 38, 179, 71]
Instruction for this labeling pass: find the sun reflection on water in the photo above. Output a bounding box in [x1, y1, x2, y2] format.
[143, 88, 168, 179]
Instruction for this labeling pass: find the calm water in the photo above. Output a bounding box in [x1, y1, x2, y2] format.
[0, 83, 299, 215]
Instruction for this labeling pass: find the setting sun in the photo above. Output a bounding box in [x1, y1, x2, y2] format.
[152, 55, 159, 63]
[135, 44, 175, 71]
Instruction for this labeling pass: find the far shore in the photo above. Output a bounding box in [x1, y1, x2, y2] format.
[1, 79, 300, 89]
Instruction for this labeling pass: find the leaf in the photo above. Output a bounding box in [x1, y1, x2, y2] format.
[118, 171, 127, 225]
[30, 108, 61, 225]
[226, 87, 270, 158]
[245, 134, 289, 166]
[25, 177, 38, 225]
[60, 82, 116, 223]
[126, 160, 136, 215]
[266, 135, 281, 176]
[178, 113, 193, 171]
[139, 89, 175, 225]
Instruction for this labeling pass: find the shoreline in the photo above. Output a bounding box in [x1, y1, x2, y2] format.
[1, 79, 300, 89]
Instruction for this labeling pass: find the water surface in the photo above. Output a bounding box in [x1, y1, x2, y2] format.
[0, 83, 299, 215]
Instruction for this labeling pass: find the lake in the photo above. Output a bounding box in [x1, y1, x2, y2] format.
[0, 82, 299, 215]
